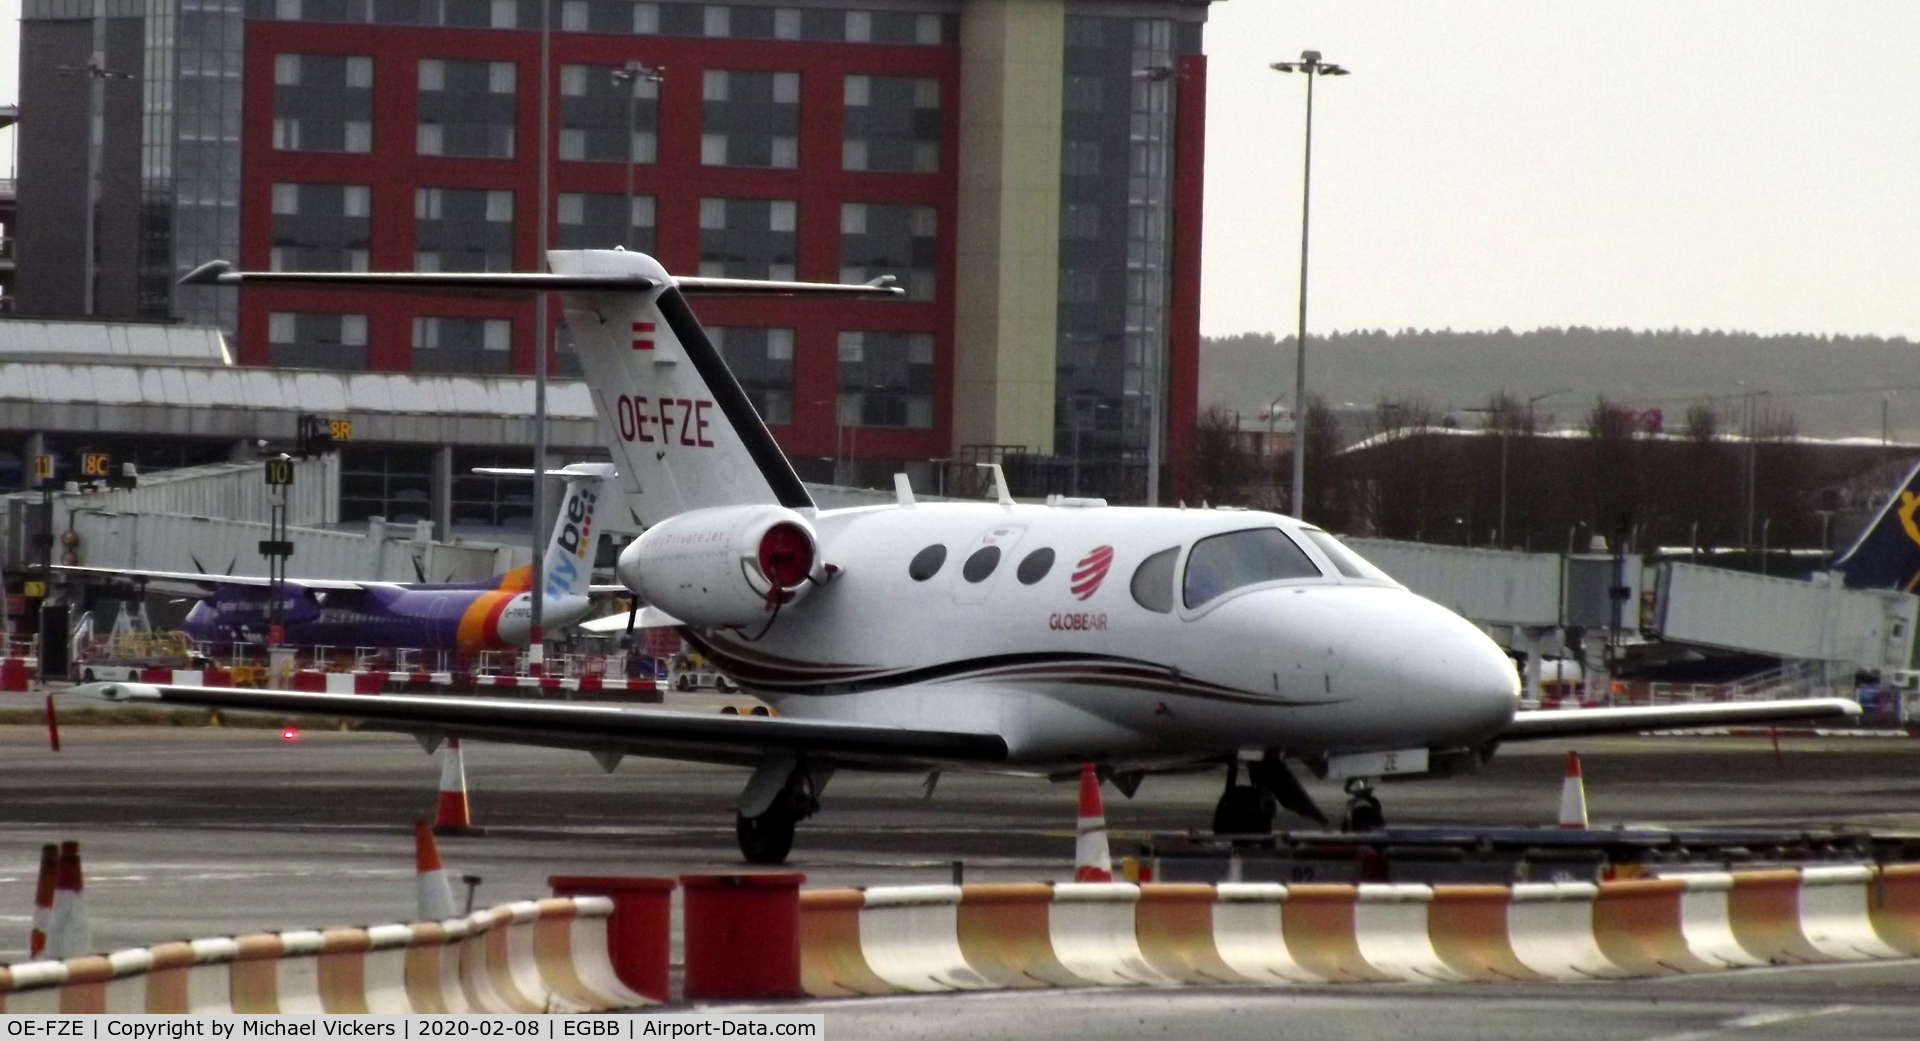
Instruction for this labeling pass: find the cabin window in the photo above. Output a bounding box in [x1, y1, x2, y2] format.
[908, 544, 947, 581]
[1130, 547, 1179, 613]
[1183, 528, 1323, 609]
[962, 545, 1002, 583]
[1016, 548, 1055, 585]
[1302, 529, 1394, 582]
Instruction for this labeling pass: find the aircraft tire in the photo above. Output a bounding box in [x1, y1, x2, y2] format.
[736, 802, 798, 864]
[1211, 785, 1275, 837]
[1343, 795, 1385, 833]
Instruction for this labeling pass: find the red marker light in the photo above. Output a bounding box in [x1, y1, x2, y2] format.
[281, 728, 298, 741]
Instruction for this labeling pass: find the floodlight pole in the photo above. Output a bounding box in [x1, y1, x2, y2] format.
[1270, 51, 1348, 521]
[611, 62, 664, 249]
[530, 0, 551, 672]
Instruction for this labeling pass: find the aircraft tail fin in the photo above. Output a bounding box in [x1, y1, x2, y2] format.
[541, 463, 616, 601]
[1831, 458, 1920, 590]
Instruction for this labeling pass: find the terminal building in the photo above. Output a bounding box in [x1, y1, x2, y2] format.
[11, 0, 1214, 503]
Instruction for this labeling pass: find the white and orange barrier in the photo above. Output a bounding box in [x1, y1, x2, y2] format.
[797, 865, 1920, 995]
[0, 897, 650, 1014]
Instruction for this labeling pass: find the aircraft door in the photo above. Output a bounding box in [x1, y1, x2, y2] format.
[952, 523, 1027, 604]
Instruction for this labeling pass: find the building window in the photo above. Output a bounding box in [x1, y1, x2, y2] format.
[270, 183, 372, 272]
[412, 316, 513, 375]
[417, 59, 516, 159]
[701, 69, 800, 169]
[557, 192, 655, 252]
[272, 54, 373, 153]
[709, 327, 794, 425]
[698, 197, 797, 280]
[340, 446, 434, 526]
[267, 311, 369, 370]
[559, 63, 658, 164]
[840, 203, 937, 301]
[842, 76, 939, 174]
[450, 447, 535, 532]
[838, 330, 934, 429]
[415, 188, 515, 272]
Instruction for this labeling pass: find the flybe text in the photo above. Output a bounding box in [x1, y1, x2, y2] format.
[616, 395, 716, 448]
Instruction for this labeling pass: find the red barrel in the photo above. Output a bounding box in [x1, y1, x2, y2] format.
[549, 875, 677, 1003]
[680, 873, 806, 1000]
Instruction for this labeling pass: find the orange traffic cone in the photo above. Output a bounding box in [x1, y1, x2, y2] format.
[414, 820, 457, 921]
[1558, 751, 1589, 829]
[46, 840, 90, 960]
[432, 738, 482, 836]
[28, 843, 55, 958]
[1074, 763, 1113, 882]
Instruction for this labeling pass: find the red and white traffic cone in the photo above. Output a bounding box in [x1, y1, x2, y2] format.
[46, 840, 90, 960]
[432, 738, 482, 836]
[28, 843, 55, 959]
[414, 820, 457, 921]
[1558, 751, 1590, 829]
[1073, 763, 1113, 883]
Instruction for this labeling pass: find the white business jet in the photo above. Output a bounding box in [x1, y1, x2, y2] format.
[70, 251, 1858, 863]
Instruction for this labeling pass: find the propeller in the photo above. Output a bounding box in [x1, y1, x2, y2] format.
[410, 554, 428, 583]
[623, 598, 639, 652]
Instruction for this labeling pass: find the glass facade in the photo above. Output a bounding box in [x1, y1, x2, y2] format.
[449, 447, 535, 533]
[340, 445, 433, 525]
[557, 192, 655, 252]
[840, 203, 936, 301]
[273, 53, 373, 152]
[412, 315, 513, 374]
[698, 197, 797, 280]
[267, 310, 369, 369]
[417, 59, 517, 159]
[560, 63, 657, 164]
[171, 0, 248, 331]
[842, 75, 939, 174]
[701, 69, 799, 169]
[415, 188, 515, 272]
[710, 327, 794, 426]
[838, 330, 933, 429]
[270, 182, 372, 271]
[1055, 13, 1189, 500]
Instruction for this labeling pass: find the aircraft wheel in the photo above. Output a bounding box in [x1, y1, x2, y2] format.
[1343, 794, 1385, 833]
[736, 801, 798, 864]
[1211, 785, 1275, 837]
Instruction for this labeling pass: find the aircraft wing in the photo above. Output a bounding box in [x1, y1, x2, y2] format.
[51, 565, 370, 592]
[577, 606, 684, 634]
[1498, 697, 1861, 740]
[65, 682, 1009, 772]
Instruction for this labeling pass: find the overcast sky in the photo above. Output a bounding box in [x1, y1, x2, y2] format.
[1201, 1, 1920, 341]
[0, 3, 1913, 342]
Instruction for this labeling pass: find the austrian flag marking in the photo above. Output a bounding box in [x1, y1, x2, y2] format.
[1070, 545, 1116, 601]
[631, 321, 656, 350]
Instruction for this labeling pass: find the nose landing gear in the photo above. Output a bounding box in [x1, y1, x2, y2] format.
[1211, 754, 1328, 836]
[1342, 777, 1385, 833]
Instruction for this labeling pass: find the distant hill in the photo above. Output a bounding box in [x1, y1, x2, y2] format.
[1200, 329, 1920, 439]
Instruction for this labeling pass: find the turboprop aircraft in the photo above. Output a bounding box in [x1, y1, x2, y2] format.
[67, 251, 1859, 863]
[55, 464, 616, 652]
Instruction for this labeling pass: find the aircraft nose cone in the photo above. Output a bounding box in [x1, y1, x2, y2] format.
[1394, 596, 1520, 740]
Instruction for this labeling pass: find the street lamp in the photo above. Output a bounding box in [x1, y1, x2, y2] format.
[1743, 389, 1770, 549]
[1271, 51, 1348, 521]
[1500, 388, 1571, 547]
[609, 62, 664, 249]
[1132, 64, 1177, 507]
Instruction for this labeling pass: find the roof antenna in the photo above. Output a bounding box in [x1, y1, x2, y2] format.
[975, 463, 1014, 506]
[893, 473, 916, 508]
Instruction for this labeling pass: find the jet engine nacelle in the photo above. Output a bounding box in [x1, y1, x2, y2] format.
[618, 505, 819, 629]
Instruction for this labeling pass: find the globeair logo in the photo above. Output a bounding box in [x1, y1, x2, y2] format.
[1070, 545, 1115, 601]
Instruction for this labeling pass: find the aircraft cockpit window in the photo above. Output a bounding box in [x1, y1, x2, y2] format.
[908, 544, 948, 581]
[1016, 548, 1055, 585]
[1182, 528, 1322, 608]
[963, 545, 1002, 583]
[1130, 547, 1179, 613]
[1301, 529, 1394, 582]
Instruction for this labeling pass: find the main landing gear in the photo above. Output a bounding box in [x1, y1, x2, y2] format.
[735, 758, 829, 864]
